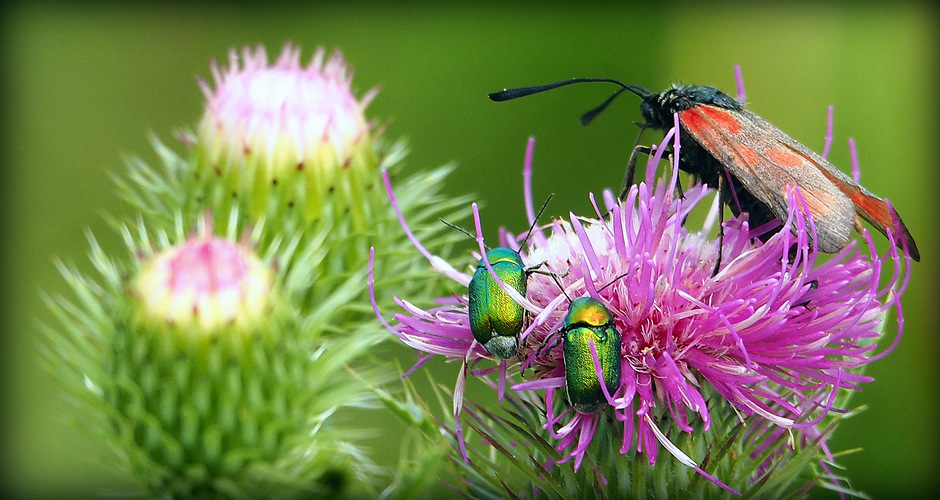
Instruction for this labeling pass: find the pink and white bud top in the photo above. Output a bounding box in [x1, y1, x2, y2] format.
[134, 235, 273, 334]
[198, 43, 374, 171]
[196, 43, 380, 225]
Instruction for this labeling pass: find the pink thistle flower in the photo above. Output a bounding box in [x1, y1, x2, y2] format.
[371, 121, 909, 493]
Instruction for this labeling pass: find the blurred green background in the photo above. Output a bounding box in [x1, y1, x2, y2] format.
[2, 3, 937, 498]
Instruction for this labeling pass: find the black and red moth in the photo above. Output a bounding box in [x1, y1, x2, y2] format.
[489, 79, 920, 262]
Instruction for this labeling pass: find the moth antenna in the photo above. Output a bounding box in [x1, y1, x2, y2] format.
[490, 78, 650, 126]
[581, 86, 634, 125]
[489, 78, 640, 102]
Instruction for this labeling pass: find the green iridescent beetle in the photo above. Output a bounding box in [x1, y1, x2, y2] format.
[538, 277, 625, 413]
[557, 297, 621, 413]
[467, 247, 533, 358]
[444, 196, 556, 359]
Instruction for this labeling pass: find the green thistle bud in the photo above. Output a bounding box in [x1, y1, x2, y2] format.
[43, 217, 382, 498]
[193, 44, 380, 229]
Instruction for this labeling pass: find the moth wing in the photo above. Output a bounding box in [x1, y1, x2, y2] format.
[679, 105, 856, 253]
[744, 110, 920, 261]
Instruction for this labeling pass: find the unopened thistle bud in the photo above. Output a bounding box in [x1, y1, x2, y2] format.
[44, 218, 380, 498]
[132, 233, 274, 334]
[69, 41, 473, 498]
[194, 44, 380, 229]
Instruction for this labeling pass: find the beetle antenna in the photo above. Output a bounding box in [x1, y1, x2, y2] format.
[532, 271, 573, 360]
[519, 193, 554, 248]
[441, 218, 486, 249]
[597, 271, 630, 294]
[538, 270, 572, 304]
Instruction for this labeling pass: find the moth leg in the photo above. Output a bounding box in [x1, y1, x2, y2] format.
[620, 144, 681, 199]
[713, 170, 727, 277]
[618, 124, 653, 201]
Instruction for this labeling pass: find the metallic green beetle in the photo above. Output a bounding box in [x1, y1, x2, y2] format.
[468, 247, 537, 358]
[540, 296, 622, 413]
[449, 196, 555, 359]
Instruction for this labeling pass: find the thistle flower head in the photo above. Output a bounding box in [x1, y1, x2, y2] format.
[195, 43, 379, 226]
[372, 130, 909, 495]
